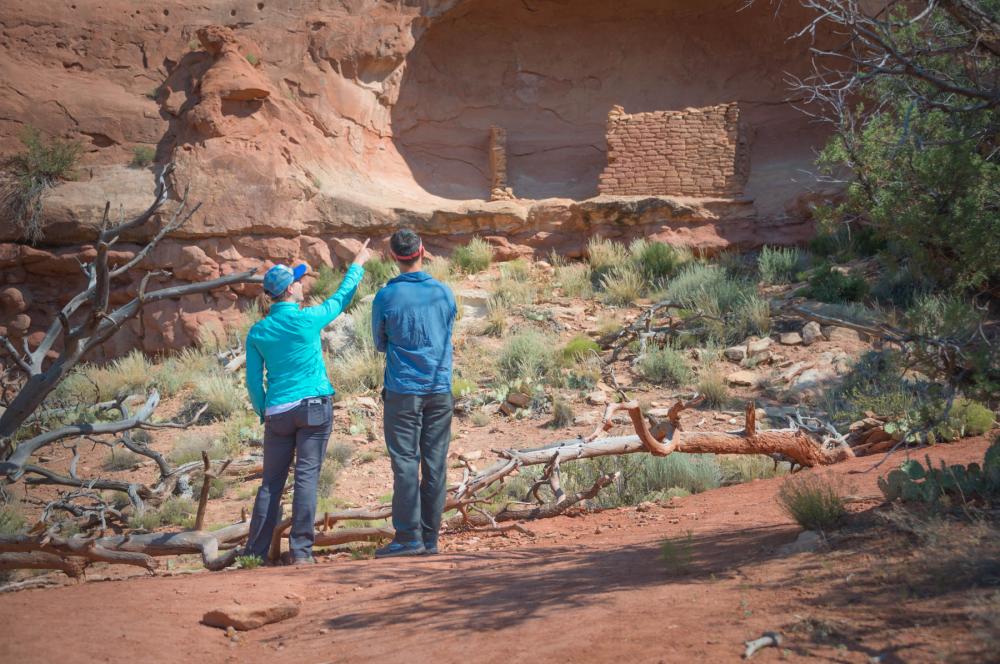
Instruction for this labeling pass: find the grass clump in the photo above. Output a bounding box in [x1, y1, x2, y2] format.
[500, 258, 531, 282]
[481, 298, 509, 337]
[327, 442, 355, 466]
[193, 476, 228, 500]
[0, 504, 26, 536]
[425, 257, 453, 283]
[193, 374, 243, 420]
[327, 349, 383, 395]
[168, 433, 227, 466]
[560, 335, 600, 365]
[757, 246, 801, 284]
[587, 237, 628, 275]
[245, 53, 260, 65]
[600, 265, 644, 306]
[158, 348, 218, 396]
[1, 126, 83, 242]
[800, 264, 869, 303]
[637, 345, 691, 386]
[130, 497, 196, 530]
[631, 239, 692, 284]
[130, 145, 155, 168]
[492, 277, 535, 307]
[452, 238, 493, 274]
[555, 263, 593, 298]
[550, 396, 575, 429]
[236, 554, 263, 570]
[497, 330, 555, 383]
[663, 263, 770, 344]
[777, 473, 847, 532]
[103, 449, 141, 471]
[696, 369, 729, 408]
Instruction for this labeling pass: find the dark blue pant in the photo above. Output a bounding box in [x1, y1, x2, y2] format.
[244, 396, 333, 560]
[383, 390, 453, 545]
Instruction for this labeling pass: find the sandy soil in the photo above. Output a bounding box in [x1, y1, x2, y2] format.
[1, 435, 993, 664]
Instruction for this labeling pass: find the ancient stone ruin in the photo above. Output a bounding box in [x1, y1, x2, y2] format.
[0, 0, 838, 354]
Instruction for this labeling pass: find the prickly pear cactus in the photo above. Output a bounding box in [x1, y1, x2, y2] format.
[878, 440, 1000, 506]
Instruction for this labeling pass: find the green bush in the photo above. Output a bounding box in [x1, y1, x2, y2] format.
[555, 263, 593, 298]
[500, 258, 532, 282]
[157, 348, 218, 396]
[777, 474, 847, 532]
[696, 369, 728, 409]
[560, 335, 600, 364]
[801, 264, 869, 303]
[130, 497, 196, 530]
[637, 345, 691, 386]
[497, 330, 555, 383]
[452, 238, 493, 274]
[879, 441, 1000, 507]
[236, 554, 263, 570]
[631, 239, 691, 284]
[168, 433, 228, 466]
[452, 376, 477, 398]
[192, 476, 227, 500]
[757, 246, 801, 284]
[492, 276, 535, 307]
[130, 145, 155, 168]
[311, 265, 343, 301]
[586, 237, 628, 275]
[245, 53, 260, 65]
[663, 263, 769, 344]
[1, 126, 83, 242]
[600, 265, 644, 306]
[317, 464, 338, 498]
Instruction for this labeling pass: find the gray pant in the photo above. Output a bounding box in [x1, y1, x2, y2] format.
[244, 396, 333, 560]
[383, 390, 453, 545]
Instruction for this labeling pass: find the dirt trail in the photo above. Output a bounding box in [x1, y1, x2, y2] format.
[0, 436, 992, 664]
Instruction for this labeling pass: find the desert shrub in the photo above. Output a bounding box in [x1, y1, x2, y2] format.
[130, 497, 196, 530]
[470, 411, 491, 427]
[130, 145, 155, 168]
[349, 300, 375, 351]
[0, 504, 26, 536]
[168, 433, 227, 466]
[1, 126, 83, 242]
[102, 449, 141, 471]
[879, 440, 999, 507]
[452, 376, 477, 398]
[660, 532, 694, 573]
[631, 239, 691, 284]
[452, 238, 493, 274]
[310, 265, 342, 301]
[555, 263, 593, 298]
[638, 345, 691, 386]
[362, 257, 399, 290]
[193, 374, 243, 420]
[663, 263, 769, 344]
[192, 476, 228, 500]
[560, 335, 600, 365]
[497, 330, 556, 383]
[777, 473, 847, 532]
[600, 265, 644, 306]
[800, 264, 869, 303]
[550, 396, 575, 429]
[327, 442, 355, 466]
[757, 246, 801, 284]
[717, 454, 789, 484]
[328, 348, 383, 395]
[425, 257, 453, 283]
[158, 348, 218, 396]
[317, 464, 339, 498]
[69, 351, 157, 401]
[481, 297, 508, 337]
[219, 410, 262, 454]
[500, 258, 531, 282]
[236, 555, 263, 570]
[587, 236, 628, 276]
[492, 276, 535, 307]
[696, 369, 728, 408]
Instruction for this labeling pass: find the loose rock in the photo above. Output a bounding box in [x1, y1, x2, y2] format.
[801, 321, 822, 346]
[202, 602, 300, 631]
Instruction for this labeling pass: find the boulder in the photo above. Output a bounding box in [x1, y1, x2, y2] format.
[746, 337, 772, 357]
[779, 332, 802, 346]
[777, 530, 823, 555]
[586, 390, 607, 406]
[801, 321, 822, 345]
[726, 370, 757, 387]
[0, 286, 29, 316]
[506, 391, 532, 408]
[724, 345, 747, 362]
[202, 602, 300, 631]
[822, 326, 861, 344]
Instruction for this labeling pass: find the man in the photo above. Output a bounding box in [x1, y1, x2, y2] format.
[243, 240, 371, 565]
[372, 229, 457, 557]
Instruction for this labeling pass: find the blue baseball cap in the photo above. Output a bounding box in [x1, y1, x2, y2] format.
[262, 263, 308, 298]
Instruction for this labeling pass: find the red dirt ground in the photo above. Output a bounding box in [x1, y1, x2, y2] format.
[1, 435, 994, 664]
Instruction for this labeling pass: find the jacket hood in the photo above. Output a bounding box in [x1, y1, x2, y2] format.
[388, 271, 433, 284]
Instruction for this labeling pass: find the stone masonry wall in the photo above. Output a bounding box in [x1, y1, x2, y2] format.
[598, 103, 749, 197]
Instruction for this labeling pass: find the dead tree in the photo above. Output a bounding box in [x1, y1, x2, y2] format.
[0, 165, 259, 441]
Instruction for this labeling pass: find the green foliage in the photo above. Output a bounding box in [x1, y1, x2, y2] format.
[878, 441, 1000, 507]
[499, 258, 531, 282]
[550, 396, 575, 429]
[130, 497, 196, 530]
[1, 126, 83, 242]
[555, 263, 593, 298]
[0, 504, 26, 535]
[560, 335, 600, 365]
[193, 476, 228, 500]
[130, 145, 155, 168]
[800, 264, 869, 303]
[660, 531, 694, 573]
[497, 330, 555, 383]
[777, 474, 847, 532]
[452, 238, 493, 274]
[328, 348, 383, 394]
[481, 297, 508, 337]
[157, 348, 218, 396]
[663, 263, 770, 344]
[470, 410, 491, 427]
[168, 433, 227, 466]
[637, 345, 690, 386]
[245, 53, 260, 65]
[193, 373, 244, 420]
[492, 276, 535, 307]
[452, 376, 477, 398]
[311, 265, 342, 301]
[600, 265, 644, 306]
[757, 246, 801, 284]
[556, 453, 723, 508]
[236, 554, 263, 570]
[631, 239, 693, 285]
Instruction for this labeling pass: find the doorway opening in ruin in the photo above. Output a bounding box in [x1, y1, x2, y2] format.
[391, 0, 829, 205]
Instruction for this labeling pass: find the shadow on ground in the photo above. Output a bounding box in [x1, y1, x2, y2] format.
[318, 524, 794, 634]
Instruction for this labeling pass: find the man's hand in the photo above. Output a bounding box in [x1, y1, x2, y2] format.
[352, 238, 372, 267]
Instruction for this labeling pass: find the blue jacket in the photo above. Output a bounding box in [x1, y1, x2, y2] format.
[372, 271, 456, 395]
[245, 264, 365, 417]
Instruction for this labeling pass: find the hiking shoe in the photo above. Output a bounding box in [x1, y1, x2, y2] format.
[289, 555, 316, 566]
[374, 541, 426, 558]
[423, 542, 439, 555]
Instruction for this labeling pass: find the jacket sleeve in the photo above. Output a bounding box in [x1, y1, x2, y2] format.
[303, 264, 365, 330]
[372, 289, 388, 353]
[245, 338, 266, 419]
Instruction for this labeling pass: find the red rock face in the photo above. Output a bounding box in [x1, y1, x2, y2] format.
[0, 0, 838, 354]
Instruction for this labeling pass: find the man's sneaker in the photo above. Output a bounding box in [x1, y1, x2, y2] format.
[374, 541, 426, 558]
[423, 542, 439, 555]
[290, 555, 316, 566]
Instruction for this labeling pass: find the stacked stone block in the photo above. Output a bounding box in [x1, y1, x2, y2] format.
[488, 125, 515, 201]
[598, 103, 749, 197]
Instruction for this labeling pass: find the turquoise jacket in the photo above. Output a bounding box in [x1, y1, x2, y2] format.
[245, 264, 364, 418]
